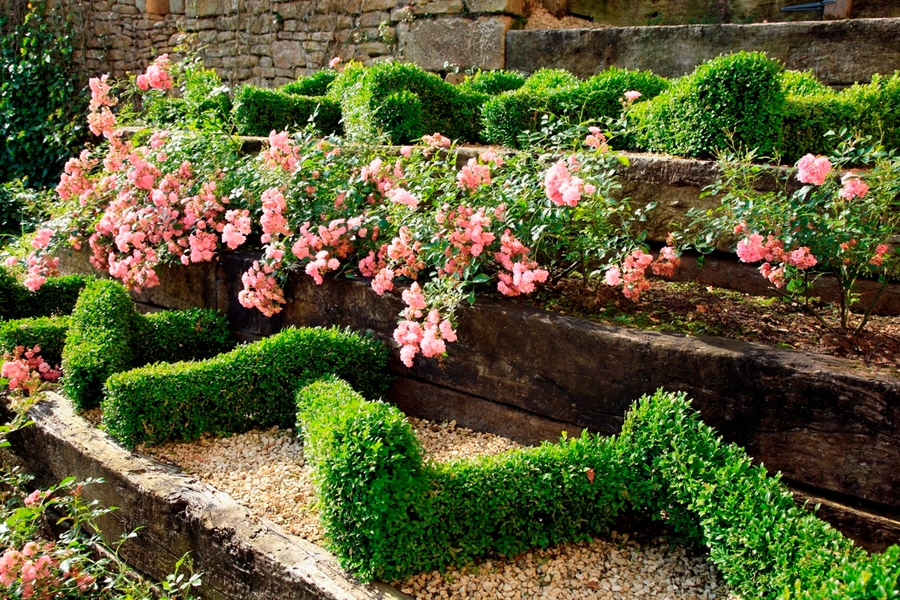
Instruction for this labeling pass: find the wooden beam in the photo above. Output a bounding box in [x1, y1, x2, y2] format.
[824, 0, 853, 18]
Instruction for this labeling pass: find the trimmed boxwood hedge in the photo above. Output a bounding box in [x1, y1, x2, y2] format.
[298, 381, 899, 596]
[232, 85, 342, 137]
[134, 307, 234, 366]
[102, 326, 389, 448]
[481, 67, 667, 148]
[0, 268, 91, 321]
[637, 51, 786, 159]
[60, 279, 140, 410]
[297, 376, 625, 582]
[0, 315, 69, 365]
[337, 61, 488, 145]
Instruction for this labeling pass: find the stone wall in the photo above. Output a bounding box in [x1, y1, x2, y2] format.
[65, 0, 523, 88]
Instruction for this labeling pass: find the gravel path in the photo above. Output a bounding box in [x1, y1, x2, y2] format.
[141, 419, 737, 600]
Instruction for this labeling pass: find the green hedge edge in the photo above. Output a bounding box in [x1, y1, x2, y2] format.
[298, 381, 899, 598]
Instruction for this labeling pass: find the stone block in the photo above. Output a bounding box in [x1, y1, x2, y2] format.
[185, 0, 222, 18]
[398, 16, 513, 71]
[362, 0, 397, 10]
[465, 0, 527, 16]
[359, 10, 390, 27]
[505, 18, 900, 87]
[170, 0, 185, 13]
[271, 40, 307, 69]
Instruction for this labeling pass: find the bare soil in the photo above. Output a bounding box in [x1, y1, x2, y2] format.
[516, 278, 900, 373]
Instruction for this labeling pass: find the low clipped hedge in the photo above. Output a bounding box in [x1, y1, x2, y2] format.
[618, 390, 899, 599]
[60, 279, 234, 410]
[134, 307, 234, 366]
[102, 326, 389, 448]
[637, 51, 786, 159]
[0, 268, 91, 320]
[232, 85, 342, 137]
[298, 382, 899, 596]
[281, 69, 337, 97]
[61, 280, 139, 410]
[482, 67, 667, 148]
[297, 376, 627, 581]
[337, 62, 488, 145]
[0, 315, 69, 365]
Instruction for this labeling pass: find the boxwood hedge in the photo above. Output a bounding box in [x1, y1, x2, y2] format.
[0, 268, 90, 321]
[299, 382, 899, 597]
[0, 315, 69, 365]
[232, 84, 342, 137]
[102, 326, 389, 448]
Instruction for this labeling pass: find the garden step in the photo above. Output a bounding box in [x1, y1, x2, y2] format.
[0, 394, 411, 600]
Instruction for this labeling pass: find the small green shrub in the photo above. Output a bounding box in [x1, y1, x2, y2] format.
[520, 68, 580, 94]
[297, 376, 626, 581]
[548, 67, 668, 125]
[338, 62, 487, 144]
[0, 266, 29, 320]
[617, 389, 896, 599]
[281, 69, 337, 97]
[639, 52, 785, 159]
[481, 91, 547, 148]
[232, 85, 342, 137]
[0, 269, 89, 320]
[780, 69, 830, 97]
[61, 279, 139, 410]
[780, 92, 862, 162]
[843, 71, 900, 152]
[102, 326, 389, 448]
[134, 307, 234, 366]
[29, 274, 91, 318]
[458, 70, 526, 95]
[0, 315, 69, 364]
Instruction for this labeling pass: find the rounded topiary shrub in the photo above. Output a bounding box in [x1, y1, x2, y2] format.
[638, 51, 786, 159]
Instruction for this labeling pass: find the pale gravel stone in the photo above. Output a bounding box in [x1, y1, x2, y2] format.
[139, 418, 740, 600]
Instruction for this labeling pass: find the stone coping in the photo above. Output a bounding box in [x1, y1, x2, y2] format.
[1, 393, 409, 600]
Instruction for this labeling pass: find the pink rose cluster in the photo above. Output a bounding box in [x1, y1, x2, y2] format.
[1, 345, 61, 395]
[261, 130, 301, 172]
[839, 172, 869, 200]
[584, 126, 607, 151]
[544, 156, 596, 207]
[604, 246, 681, 300]
[796, 154, 832, 186]
[456, 157, 492, 192]
[495, 229, 548, 297]
[436, 205, 496, 277]
[136, 54, 173, 92]
[1, 541, 94, 598]
[393, 283, 458, 367]
[735, 229, 817, 288]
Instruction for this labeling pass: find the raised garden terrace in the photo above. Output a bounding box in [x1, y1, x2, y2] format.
[1, 5, 899, 599]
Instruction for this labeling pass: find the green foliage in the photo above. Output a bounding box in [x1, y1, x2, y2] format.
[0, 179, 55, 241]
[0, 1, 87, 189]
[61, 279, 139, 410]
[134, 307, 234, 366]
[232, 84, 342, 137]
[0, 265, 29, 320]
[297, 377, 626, 581]
[0, 269, 89, 320]
[780, 92, 860, 162]
[843, 71, 900, 152]
[0, 315, 69, 364]
[780, 70, 830, 96]
[338, 62, 487, 144]
[481, 91, 547, 148]
[482, 67, 666, 149]
[102, 326, 389, 448]
[520, 68, 580, 94]
[617, 389, 896, 599]
[639, 52, 785, 159]
[281, 69, 338, 97]
[458, 69, 526, 95]
[29, 274, 92, 318]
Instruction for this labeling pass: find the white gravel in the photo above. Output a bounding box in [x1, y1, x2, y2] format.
[140, 419, 738, 600]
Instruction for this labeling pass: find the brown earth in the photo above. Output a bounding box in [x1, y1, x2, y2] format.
[515, 277, 900, 372]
